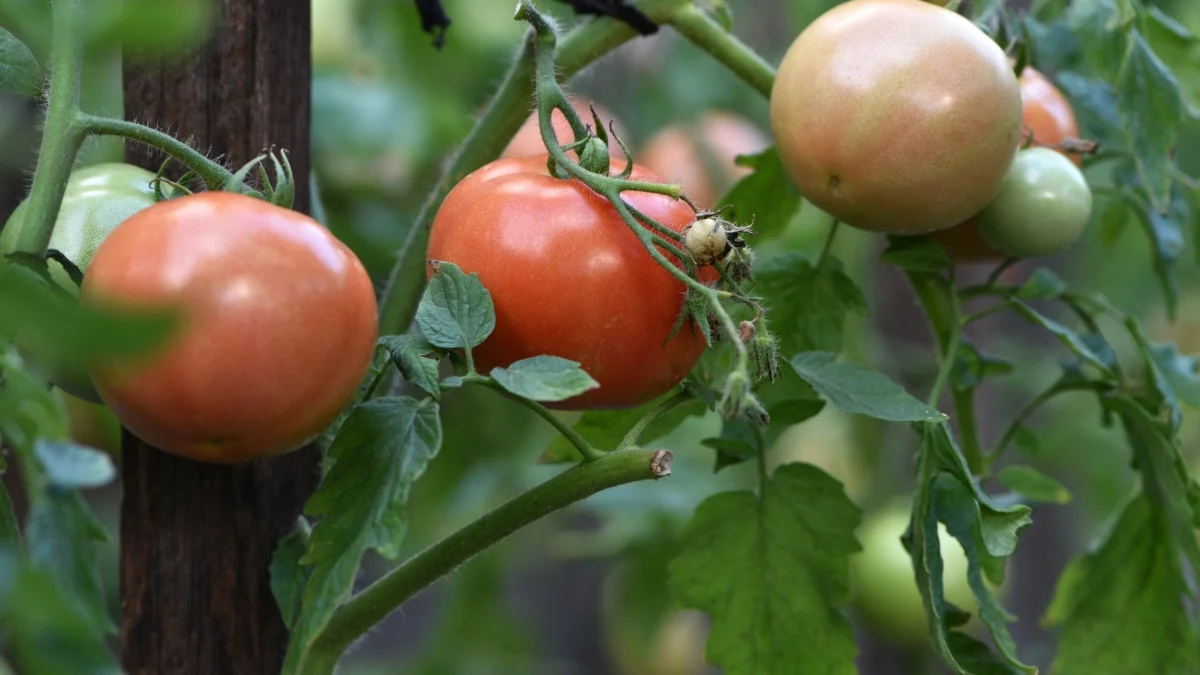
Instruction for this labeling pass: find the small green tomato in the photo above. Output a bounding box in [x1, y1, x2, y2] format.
[976, 147, 1092, 258]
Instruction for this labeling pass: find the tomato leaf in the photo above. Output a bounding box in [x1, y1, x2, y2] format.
[951, 336, 1015, 391]
[1010, 301, 1114, 373]
[379, 334, 441, 399]
[1126, 181, 1190, 315]
[34, 440, 116, 489]
[933, 477, 1037, 674]
[1055, 73, 1124, 146]
[668, 462, 861, 675]
[1144, 5, 1200, 116]
[0, 25, 38, 96]
[1065, 0, 1131, 80]
[880, 235, 954, 272]
[1116, 31, 1184, 211]
[789, 352, 946, 423]
[490, 355, 599, 402]
[416, 261, 496, 352]
[540, 391, 706, 463]
[718, 148, 802, 241]
[283, 396, 443, 675]
[270, 524, 312, 631]
[1015, 268, 1066, 300]
[1044, 494, 1200, 675]
[996, 465, 1072, 504]
[753, 252, 867, 357]
[0, 551, 122, 675]
[1148, 342, 1200, 407]
[946, 632, 1028, 675]
[702, 436, 756, 473]
[24, 489, 115, 636]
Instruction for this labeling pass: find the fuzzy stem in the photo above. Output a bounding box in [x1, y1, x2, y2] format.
[667, 4, 776, 98]
[76, 114, 234, 189]
[464, 376, 603, 462]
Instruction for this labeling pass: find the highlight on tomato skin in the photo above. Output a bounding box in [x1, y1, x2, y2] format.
[426, 154, 719, 411]
[79, 191, 380, 464]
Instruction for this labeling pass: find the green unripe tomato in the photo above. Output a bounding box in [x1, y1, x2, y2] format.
[850, 502, 975, 645]
[0, 162, 162, 401]
[976, 147, 1093, 258]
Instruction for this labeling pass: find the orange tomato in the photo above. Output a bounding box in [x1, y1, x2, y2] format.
[81, 192, 379, 463]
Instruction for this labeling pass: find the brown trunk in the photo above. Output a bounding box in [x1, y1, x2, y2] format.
[119, 2, 315, 674]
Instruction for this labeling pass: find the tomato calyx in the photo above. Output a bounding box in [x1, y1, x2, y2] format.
[222, 148, 298, 209]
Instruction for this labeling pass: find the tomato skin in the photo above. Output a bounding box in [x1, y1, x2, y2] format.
[770, 0, 1022, 235]
[428, 155, 715, 410]
[933, 66, 1082, 262]
[639, 111, 771, 209]
[1, 163, 162, 402]
[502, 96, 624, 160]
[80, 192, 379, 463]
[976, 147, 1092, 258]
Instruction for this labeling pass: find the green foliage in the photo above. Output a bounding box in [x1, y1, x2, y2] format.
[415, 262, 496, 354]
[0, 25, 38, 96]
[378, 334, 441, 398]
[789, 352, 946, 422]
[490, 356, 599, 402]
[718, 148, 802, 240]
[996, 465, 1073, 504]
[668, 463, 862, 675]
[540, 392, 708, 463]
[752, 252, 867, 356]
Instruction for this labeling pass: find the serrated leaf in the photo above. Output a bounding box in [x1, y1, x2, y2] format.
[754, 253, 867, 357]
[668, 463, 861, 675]
[1145, 5, 1200, 116]
[718, 148, 802, 241]
[881, 235, 953, 272]
[933, 476, 1036, 673]
[416, 262, 495, 351]
[270, 525, 311, 631]
[0, 25, 38, 96]
[1055, 73, 1124, 145]
[283, 396, 442, 675]
[1011, 301, 1113, 373]
[997, 465, 1072, 504]
[1065, 0, 1130, 79]
[790, 352, 946, 422]
[490, 356, 599, 402]
[703, 436, 756, 473]
[1117, 31, 1184, 210]
[25, 489, 114, 636]
[1045, 494, 1200, 675]
[1016, 268, 1066, 300]
[540, 392, 705, 463]
[34, 440, 116, 489]
[0, 552, 122, 675]
[379, 334, 441, 398]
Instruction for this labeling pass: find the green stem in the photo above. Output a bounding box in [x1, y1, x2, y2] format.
[962, 301, 1012, 325]
[465, 376, 603, 462]
[667, 4, 776, 98]
[906, 270, 984, 475]
[15, 0, 85, 258]
[302, 448, 674, 675]
[617, 390, 693, 450]
[815, 219, 840, 271]
[375, 0, 689, 340]
[926, 328, 960, 409]
[77, 114, 235, 190]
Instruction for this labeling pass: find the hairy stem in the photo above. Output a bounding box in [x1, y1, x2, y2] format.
[76, 114, 234, 189]
[14, 0, 85, 257]
[301, 448, 673, 675]
[466, 376, 603, 462]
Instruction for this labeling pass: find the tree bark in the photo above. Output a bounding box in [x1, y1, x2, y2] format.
[119, 2, 314, 674]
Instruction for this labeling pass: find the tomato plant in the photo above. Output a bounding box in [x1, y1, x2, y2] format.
[2, 1, 1199, 675]
[80, 192, 379, 463]
[427, 154, 717, 410]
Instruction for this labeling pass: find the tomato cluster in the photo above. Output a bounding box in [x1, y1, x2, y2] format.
[769, 0, 1092, 259]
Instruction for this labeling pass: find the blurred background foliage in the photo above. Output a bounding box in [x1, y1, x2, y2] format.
[1, 0, 1199, 673]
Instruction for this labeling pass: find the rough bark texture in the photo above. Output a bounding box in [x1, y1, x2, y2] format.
[120, 2, 314, 674]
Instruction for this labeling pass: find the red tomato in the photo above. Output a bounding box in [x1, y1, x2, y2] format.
[639, 111, 771, 209]
[80, 192, 378, 463]
[502, 96, 625, 159]
[932, 65, 1083, 262]
[427, 155, 716, 410]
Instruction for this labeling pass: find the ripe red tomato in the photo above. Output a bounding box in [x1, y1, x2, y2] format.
[427, 155, 716, 410]
[502, 96, 625, 160]
[933, 65, 1083, 262]
[639, 111, 771, 209]
[80, 192, 378, 463]
[769, 0, 1022, 235]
